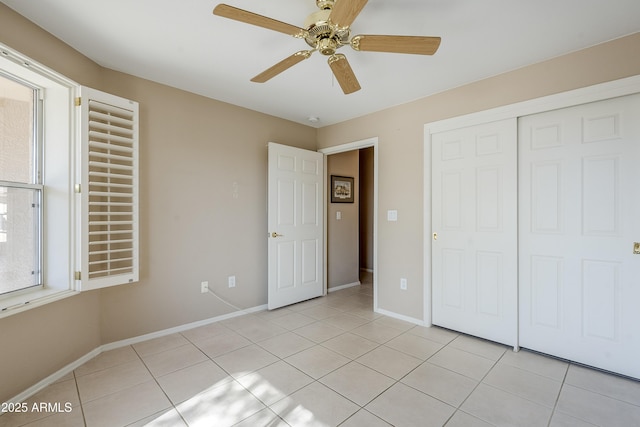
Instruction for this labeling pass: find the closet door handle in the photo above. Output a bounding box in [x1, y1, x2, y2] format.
[433, 232, 438, 241]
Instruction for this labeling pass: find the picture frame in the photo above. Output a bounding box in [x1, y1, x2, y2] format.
[331, 175, 354, 203]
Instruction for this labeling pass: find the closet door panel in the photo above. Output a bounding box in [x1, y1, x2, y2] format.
[432, 118, 518, 347]
[519, 93, 640, 379]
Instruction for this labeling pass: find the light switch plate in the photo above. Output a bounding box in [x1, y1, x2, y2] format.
[387, 210, 398, 221]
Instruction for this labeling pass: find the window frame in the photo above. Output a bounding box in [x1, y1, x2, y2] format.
[0, 71, 44, 296]
[0, 44, 79, 317]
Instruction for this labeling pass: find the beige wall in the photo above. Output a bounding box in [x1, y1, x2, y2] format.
[327, 151, 359, 289]
[0, 3, 316, 402]
[97, 71, 316, 343]
[317, 33, 640, 321]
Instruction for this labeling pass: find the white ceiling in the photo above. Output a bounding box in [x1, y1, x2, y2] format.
[3, 0, 640, 127]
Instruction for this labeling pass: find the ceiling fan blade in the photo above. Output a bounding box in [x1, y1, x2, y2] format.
[351, 35, 441, 55]
[251, 51, 312, 83]
[329, 0, 368, 28]
[213, 4, 306, 38]
[328, 54, 361, 94]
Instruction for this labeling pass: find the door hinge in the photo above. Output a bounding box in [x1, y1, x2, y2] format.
[74, 184, 81, 193]
[74, 96, 81, 106]
[74, 271, 81, 280]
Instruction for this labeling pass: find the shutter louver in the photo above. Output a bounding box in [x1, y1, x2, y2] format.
[79, 87, 139, 290]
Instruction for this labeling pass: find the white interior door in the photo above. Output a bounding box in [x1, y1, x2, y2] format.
[268, 142, 324, 310]
[431, 119, 518, 347]
[519, 94, 640, 378]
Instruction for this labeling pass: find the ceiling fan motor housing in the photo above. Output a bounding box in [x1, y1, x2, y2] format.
[303, 9, 350, 54]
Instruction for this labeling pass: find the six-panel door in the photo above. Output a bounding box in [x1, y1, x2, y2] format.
[431, 119, 518, 347]
[518, 94, 640, 378]
[268, 143, 324, 310]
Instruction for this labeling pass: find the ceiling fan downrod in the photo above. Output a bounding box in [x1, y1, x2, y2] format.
[316, 0, 335, 10]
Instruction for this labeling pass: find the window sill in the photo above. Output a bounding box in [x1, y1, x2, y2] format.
[0, 288, 79, 319]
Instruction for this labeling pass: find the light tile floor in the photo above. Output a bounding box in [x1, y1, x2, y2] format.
[2, 273, 640, 426]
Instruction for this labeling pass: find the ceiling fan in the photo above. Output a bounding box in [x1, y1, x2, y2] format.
[213, 0, 441, 94]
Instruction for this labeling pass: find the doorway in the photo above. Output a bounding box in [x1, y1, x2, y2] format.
[319, 137, 378, 310]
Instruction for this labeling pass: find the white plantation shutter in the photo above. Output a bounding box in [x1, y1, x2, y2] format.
[77, 87, 139, 290]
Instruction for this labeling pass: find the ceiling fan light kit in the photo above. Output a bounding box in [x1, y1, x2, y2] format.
[213, 0, 441, 94]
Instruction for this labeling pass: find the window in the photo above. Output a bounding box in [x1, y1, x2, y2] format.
[0, 72, 42, 296]
[0, 44, 139, 317]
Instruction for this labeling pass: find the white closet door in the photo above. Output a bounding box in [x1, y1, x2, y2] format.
[432, 118, 518, 347]
[519, 93, 640, 379]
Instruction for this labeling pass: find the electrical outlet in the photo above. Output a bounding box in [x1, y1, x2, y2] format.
[228, 275, 236, 288]
[400, 278, 407, 290]
[200, 281, 209, 294]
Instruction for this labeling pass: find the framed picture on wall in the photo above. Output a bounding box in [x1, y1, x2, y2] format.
[331, 175, 354, 203]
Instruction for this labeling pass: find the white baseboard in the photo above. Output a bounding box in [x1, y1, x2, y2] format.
[375, 307, 426, 327]
[8, 347, 101, 405]
[8, 303, 267, 404]
[328, 281, 360, 292]
[101, 304, 267, 352]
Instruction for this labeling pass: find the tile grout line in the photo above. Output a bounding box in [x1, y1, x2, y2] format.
[546, 363, 571, 427]
[130, 343, 190, 427]
[73, 370, 88, 427]
[443, 346, 507, 427]
[245, 295, 394, 425]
